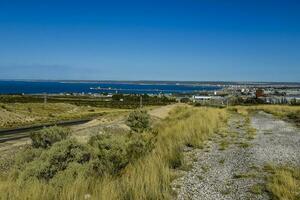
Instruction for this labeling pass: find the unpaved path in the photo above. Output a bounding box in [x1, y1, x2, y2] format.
[72, 104, 180, 142]
[0, 104, 179, 154]
[172, 111, 300, 200]
[149, 103, 183, 119]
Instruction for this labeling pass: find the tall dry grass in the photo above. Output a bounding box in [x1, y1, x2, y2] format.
[266, 166, 300, 200]
[0, 106, 227, 200]
[230, 105, 300, 126]
[232, 105, 300, 117]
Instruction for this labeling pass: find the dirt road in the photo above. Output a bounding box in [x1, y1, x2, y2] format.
[149, 103, 182, 119]
[0, 104, 179, 155]
[172, 111, 300, 200]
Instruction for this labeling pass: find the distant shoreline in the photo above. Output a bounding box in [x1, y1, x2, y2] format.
[0, 79, 299, 86]
[0, 80, 222, 95]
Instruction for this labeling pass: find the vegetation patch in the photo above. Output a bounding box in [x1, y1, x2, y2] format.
[233, 105, 300, 127]
[266, 166, 300, 200]
[126, 109, 151, 133]
[219, 158, 225, 164]
[219, 140, 230, 150]
[233, 172, 257, 179]
[238, 141, 251, 148]
[30, 126, 70, 148]
[250, 184, 264, 195]
[0, 106, 227, 200]
[0, 102, 125, 129]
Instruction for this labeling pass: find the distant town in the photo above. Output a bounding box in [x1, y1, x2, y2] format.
[54, 81, 300, 106]
[2, 80, 298, 107]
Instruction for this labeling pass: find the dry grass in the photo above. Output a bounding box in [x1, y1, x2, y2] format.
[231, 105, 300, 117]
[0, 106, 228, 200]
[266, 166, 300, 200]
[251, 105, 300, 117]
[0, 103, 125, 128]
[229, 107, 257, 139]
[232, 105, 300, 126]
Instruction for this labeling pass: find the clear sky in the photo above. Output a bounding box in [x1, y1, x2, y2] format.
[0, 0, 299, 82]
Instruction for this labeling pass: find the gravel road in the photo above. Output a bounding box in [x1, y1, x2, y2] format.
[172, 111, 300, 200]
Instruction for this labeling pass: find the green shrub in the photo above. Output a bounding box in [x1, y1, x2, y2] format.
[126, 133, 155, 161]
[14, 147, 43, 169]
[88, 132, 155, 176]
[88, 134, 129, 176]
[8, 147, 43, 180]
[18, 139, 91, 181]
[30, 126, 70, 148]
[126, 109, 150, 133]
[49, 162, 87, 189]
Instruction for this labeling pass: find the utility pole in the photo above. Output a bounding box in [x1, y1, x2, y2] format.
[226, 98, 229, 108]
[44, 93, 47, 104]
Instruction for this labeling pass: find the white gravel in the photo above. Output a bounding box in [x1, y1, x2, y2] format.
[172, 111, 300, 200]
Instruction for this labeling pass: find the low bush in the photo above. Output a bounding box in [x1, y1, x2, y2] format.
[15, 139, 91, 182]
[126, 109, 150, 132]
[89, 134, 129, 176]
[126, 133, 156, 162]
[30, 126, 71, 148]
[88, 132, 155, 176]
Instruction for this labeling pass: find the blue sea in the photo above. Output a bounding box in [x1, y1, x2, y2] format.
[0, 81, 221, 94]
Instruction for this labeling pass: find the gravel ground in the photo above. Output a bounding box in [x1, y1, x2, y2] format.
[172, 111, 300, 200]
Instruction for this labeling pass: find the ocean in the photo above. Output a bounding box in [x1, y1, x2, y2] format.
[0, 81, 222, 94]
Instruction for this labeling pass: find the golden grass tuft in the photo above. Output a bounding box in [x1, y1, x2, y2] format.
[266, 167, 300, 200]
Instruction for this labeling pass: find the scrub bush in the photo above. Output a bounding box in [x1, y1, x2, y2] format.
[126, 109, 150, 132]
[88, 132, 155, 176]
[30, 126, 70, 148]
[126, 133, 155, 161]
[17, 139, 91, 181]
[89, 134, 128, 176]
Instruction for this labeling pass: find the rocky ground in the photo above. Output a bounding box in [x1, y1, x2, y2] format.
[172, 111, 300, 200]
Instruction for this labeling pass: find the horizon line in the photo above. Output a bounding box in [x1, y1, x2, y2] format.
[0, 79, 299, 84]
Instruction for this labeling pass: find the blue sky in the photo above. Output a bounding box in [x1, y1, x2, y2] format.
[0, 0, 299, 82]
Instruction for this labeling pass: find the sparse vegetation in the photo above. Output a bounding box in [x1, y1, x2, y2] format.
[219, 140, 230, 150]
[250, 184, 264, 195]
[0, 106, 227, 200]
[237, 141, 250, 148]
[232, 105, 300, 127]
[266, 166, 300, 200]
[0, 94, 176, 110]
[233, 172, 257, 179]
[201, 165, 210, 173]
[219, 158, 225, 164]
[0, 102, 125, 128]
[229, 107, 257, 139]
[220, 188, 231, 195]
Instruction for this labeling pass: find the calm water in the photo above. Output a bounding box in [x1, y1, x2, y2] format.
[0, 81, 221, 94]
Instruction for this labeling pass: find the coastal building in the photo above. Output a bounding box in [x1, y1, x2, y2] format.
[193, 96, 212, 101]
[259, 95, 300, 104]
[192, 95, 225, 104]
[255, 89, 265, 98]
